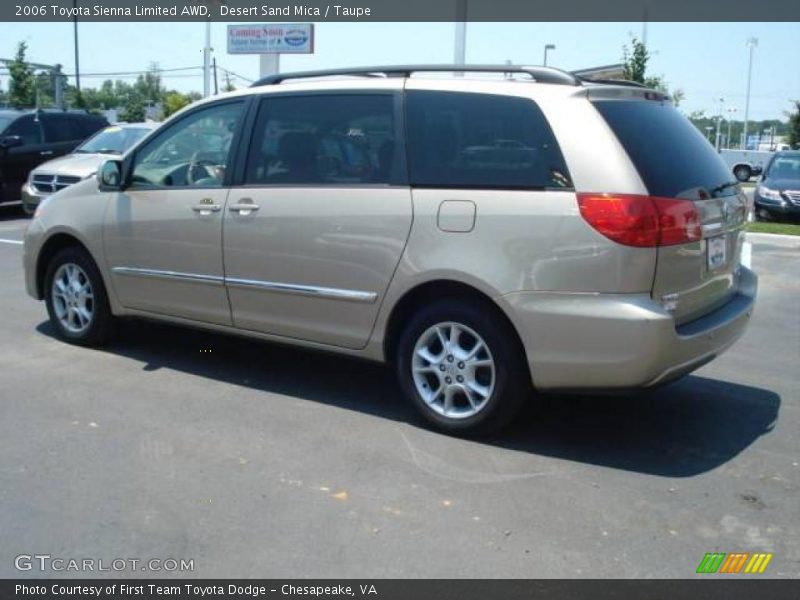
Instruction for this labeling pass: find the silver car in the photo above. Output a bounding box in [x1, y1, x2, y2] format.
[21, 122, 158, 215]
[22, 65, 757, 435]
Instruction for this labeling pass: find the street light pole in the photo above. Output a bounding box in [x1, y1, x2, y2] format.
[742, 37, 758, 150]
[726, 107, 737, 149]
[543, 44, 555, 66]
[714, 97, 724, 151]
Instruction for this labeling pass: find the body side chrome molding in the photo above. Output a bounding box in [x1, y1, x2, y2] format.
[111, 267, 224, 285]
[112, 267, 377, 303]
[225, 277, 378, 303]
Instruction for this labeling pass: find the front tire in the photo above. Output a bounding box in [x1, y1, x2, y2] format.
[44, 247, 114, 346]
[396, 299, 531, 436]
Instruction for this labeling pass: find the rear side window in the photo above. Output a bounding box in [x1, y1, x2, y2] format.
[245, 94, 398, 185]
[594, 100, 734, 198]
[42, 115, 83, 142]
[6, 115, 42, 145]
[80, 117, 108, 138]
[405, 91, 572, 189]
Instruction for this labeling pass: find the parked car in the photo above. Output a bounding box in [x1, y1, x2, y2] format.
[21, 122, 158, 215]
[23, 65, 756, 435]
[0, 109, 108, 206]
[719, 148, 774, 182]
[754, 151, 800, 221]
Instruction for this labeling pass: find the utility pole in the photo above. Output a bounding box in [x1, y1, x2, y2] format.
[203, 21, 211, 97]
[742, 37, 758, 150]
[454, 0, 467, 67]
[73, 0, 80, 93]
[213, 57, 218, 95]
[642, 1, 649, 47]
[714, 97, 724, 151]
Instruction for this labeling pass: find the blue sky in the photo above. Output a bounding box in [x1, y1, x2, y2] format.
[1, 21, 797, 120]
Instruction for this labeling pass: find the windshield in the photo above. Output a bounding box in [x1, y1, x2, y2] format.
[765, 154, 800, 180]
[0, 115, 14, 133]
[75, 126, 151, 154]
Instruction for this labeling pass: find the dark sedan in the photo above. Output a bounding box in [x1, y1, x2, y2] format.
[754, 151, 800, 221]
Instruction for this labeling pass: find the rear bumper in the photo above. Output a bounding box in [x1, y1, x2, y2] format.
[500, 266, 757, 390]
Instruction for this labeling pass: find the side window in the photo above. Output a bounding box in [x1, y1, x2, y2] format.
[131, 101, 243, 188]
[244, 94, 397, 185]
[42, 115, 82, 143]
[406, 91, 572, 189]
[6, 115, 42, 145]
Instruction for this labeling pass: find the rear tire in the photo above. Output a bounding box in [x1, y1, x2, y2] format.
[44, 247, 114, 346]
[734, 165, 751, 182]
[395, 298, 531, 436]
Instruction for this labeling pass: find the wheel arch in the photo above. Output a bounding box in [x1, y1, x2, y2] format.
[382, 279, 527, 368]
[35, 233, 97, 299]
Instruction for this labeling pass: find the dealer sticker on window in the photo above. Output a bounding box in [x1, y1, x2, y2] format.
[707, 235, 727, 270]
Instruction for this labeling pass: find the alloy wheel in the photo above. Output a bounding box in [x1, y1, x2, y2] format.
[411, 321, 496, 419]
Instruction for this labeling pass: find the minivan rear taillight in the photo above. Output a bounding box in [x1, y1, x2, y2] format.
[576, 193, 701, 247]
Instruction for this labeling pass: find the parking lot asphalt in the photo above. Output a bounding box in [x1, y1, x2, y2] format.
[0, 204, 797, 579]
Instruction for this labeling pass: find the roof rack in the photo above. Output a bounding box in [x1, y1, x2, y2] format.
[251, 65, 581, 87]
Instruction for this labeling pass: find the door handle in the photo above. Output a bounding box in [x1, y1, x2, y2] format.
[229, 198, 259, 215]
[192, 200, 221, 215]
[40, 150, 54, 156]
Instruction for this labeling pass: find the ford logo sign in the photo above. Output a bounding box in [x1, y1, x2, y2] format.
[284, 30, 308, 47]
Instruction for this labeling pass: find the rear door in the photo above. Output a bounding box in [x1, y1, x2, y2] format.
[223, 90, 412, 349]
[40, 113, 85, 158]
[593, 97, 748, 324]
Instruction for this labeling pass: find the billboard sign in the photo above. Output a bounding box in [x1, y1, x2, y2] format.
[227, 23, 314, 54]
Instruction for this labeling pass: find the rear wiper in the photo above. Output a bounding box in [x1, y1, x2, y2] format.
[710, 180, 739, 196]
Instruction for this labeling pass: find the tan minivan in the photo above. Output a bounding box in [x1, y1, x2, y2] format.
[23, 66, 757, 435]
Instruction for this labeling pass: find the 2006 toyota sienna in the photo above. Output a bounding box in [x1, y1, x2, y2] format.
[23, 65, 757, 435]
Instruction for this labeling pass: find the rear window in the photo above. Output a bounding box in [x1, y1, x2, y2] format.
[594, 100, 734, 198]
[406, 91, 572, 189]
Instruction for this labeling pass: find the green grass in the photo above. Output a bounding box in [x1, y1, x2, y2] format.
[747, 221, 800, 236]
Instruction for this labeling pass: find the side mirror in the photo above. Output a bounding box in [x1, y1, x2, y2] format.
[98, 159, 123, 191]
[0, 135, 23, 149]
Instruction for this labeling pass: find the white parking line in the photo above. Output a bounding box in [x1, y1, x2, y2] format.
[0, 238, 23, 245]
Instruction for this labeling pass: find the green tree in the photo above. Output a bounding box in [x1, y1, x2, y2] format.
[119, 99, 145, 123]
[787, 100, 800, 148]
[621, 36, 683, 105]
[8, 41, 35, 108]
[622, 37, 650, 85]
[133, 63, 164, 106]
[162, 91, 191, 118]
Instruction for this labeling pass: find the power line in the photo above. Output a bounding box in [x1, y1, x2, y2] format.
[62, 65, 204, 77]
